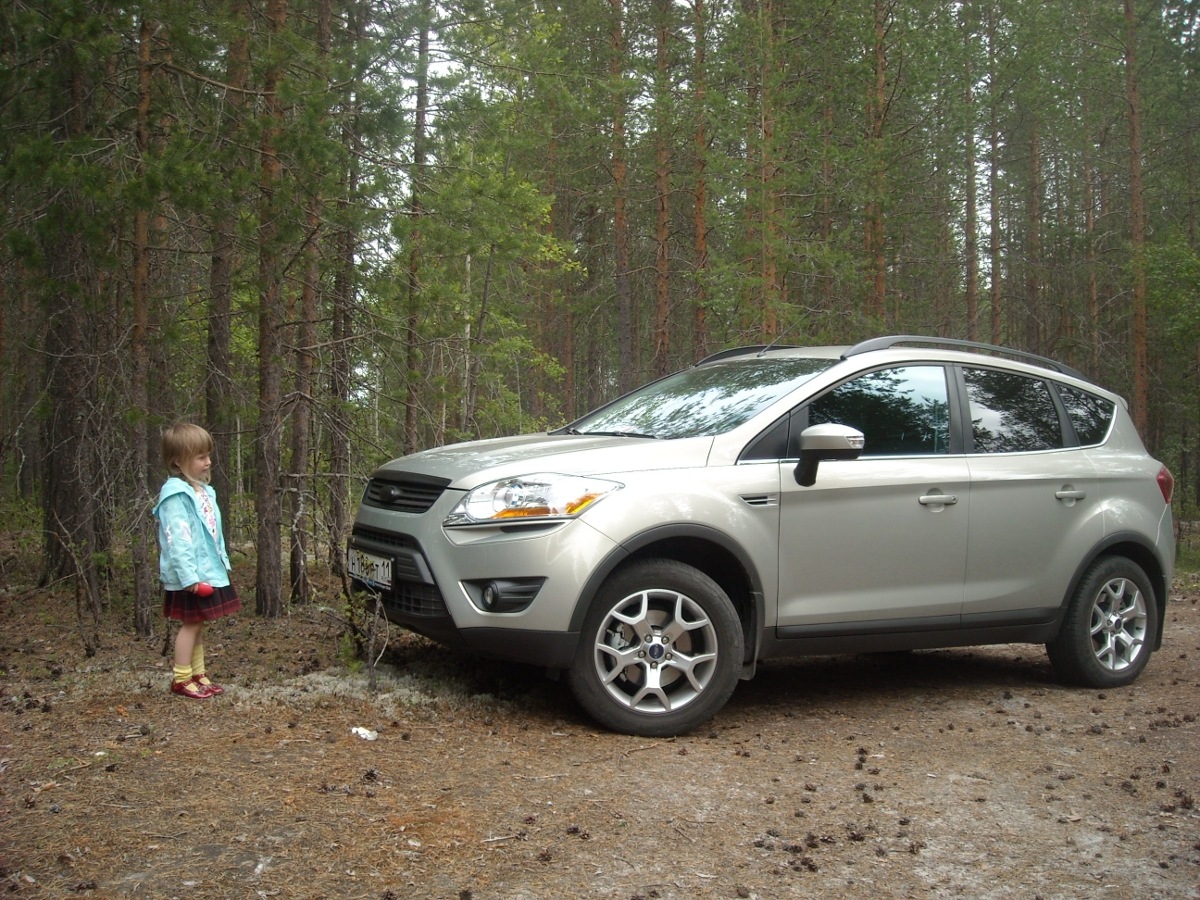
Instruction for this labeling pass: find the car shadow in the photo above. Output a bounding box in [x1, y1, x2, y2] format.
[729, 645, 1060, 717]
[381, 637, 1063, 732]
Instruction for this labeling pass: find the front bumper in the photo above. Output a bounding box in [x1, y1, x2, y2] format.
[347, 485, 620, 668]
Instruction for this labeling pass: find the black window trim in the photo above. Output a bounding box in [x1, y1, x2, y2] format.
[954, 363, 1076, 455]
[739, 360, 1116, 465]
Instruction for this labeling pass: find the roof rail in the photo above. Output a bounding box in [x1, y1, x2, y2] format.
[843, 335, 1089, 381]
[697, 345, 797, 365]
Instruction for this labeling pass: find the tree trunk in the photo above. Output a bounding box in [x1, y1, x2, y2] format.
[289, 0, 330, 605]
[1124, 0, 1149, 434]
[987, 5, 1002, 345]
[653, 0, 671, 375]
[1083, 105, 1100, 373]
[759, 0, 778, 336]
[1025, 120, 1042, 350]
[327, 3, 365, 578]
[288, 201, 318, 605]
[962, 11, 979, 342]
[131, 15, 157, 637]
[255, 0, 288, 617]
[691, 0, 710, 361]
[404, 0, 430, 456]
[611, 0, 634, 392]
[207, 0, 250, 536]
[865, 0, 889, 321]
[41, 33, 102, 653]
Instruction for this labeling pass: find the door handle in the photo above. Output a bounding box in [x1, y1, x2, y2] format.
[1056, 488, 1086, 504]
[918, 493, 958, 506]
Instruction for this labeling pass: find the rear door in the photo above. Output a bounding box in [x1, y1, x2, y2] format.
[959, 367, 1104, 618]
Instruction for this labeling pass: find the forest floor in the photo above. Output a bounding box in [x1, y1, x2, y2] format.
[1, 561, 1199, 900]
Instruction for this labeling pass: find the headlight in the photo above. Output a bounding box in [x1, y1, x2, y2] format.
[444, 473, 623, 525]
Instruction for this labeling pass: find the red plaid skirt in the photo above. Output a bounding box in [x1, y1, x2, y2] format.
[163, 584, 242, 623]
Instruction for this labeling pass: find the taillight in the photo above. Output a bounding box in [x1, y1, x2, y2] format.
[1157, 466, 1174, 504]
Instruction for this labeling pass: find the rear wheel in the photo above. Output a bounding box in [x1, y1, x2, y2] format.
[1047, 556, 1157, 688]
[567, 559, 743, 736]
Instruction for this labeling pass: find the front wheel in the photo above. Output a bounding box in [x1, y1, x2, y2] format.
[567, 559, 744, 736]
[1046, 556, 1158, 688]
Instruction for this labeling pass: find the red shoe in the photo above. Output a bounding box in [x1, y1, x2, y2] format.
[192, 674, 224, 695]
[170, 679, 212, 699]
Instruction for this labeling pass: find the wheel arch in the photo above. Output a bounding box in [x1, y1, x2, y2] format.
[1062, 532, 1170, 650]
[565, 523, 764, 667]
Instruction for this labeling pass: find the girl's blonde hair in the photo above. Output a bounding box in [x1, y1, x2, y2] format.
[161, 422, 214, 483]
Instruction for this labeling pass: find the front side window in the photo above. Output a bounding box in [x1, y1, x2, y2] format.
[965, 368, 1063, 453]
[808, 366, 951, 456]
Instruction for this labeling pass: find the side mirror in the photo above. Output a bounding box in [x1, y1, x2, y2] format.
[794, 424, 865, 486]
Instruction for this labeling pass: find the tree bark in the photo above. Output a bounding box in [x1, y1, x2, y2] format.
[653, 0, 671, 375]
[404, 0, 430, 456]
[759, 0, 779, 336]
[327, 2, 365, 578]
[865, 0, 890, 321]
[986, 5, 1003, 345]
[207, 0, 250, 534]
[611, 0, 634, 392]
[40, 29, 103, 653]
[288, 0, 330, 605]
[691, 0, 710, 361]
[1025, 120, 1042, 350]
[131, 15, 157, 637]
[255, 0, 288, 617]
[962, 9, 979, 342]
[1124, 0, 1149, 434]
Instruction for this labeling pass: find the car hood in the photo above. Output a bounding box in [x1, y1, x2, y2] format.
[373, 432, 715, 490]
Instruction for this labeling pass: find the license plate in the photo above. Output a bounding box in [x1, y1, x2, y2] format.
[348, 548, 392, 590]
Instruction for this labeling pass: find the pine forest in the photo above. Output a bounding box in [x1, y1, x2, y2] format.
[2, 0, 1199, 639]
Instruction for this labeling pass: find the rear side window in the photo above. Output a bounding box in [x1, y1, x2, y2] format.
[1057, 384, 1115, 445]
[808, 366, 951, 456]
[964, 368, 1063, 453]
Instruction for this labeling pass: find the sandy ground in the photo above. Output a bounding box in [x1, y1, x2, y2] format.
[2, 577, 1198, 899]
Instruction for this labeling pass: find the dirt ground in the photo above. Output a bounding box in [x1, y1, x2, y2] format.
[1, 570, 1198, 900]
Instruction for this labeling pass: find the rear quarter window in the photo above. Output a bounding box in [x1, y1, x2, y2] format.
[964, 367, 1064, 453]
[1057, 383, 1115, 446]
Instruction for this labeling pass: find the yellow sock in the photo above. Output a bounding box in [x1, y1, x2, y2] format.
[173, 664, 193, 684]
[191, 647, 208, 683]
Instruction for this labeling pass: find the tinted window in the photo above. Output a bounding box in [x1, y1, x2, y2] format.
[808, 366, 950, 456]
[570, 357, 832, 440]
[1058, 384, 1114, 445]
[964, 368, 1063, 453]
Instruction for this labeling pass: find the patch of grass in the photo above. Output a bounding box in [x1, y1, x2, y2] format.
[1177, 521, 1200, 574]
[1176, 546, 1200, 574]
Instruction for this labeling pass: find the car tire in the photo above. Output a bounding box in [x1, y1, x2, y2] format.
[1046, 556, 1158, 688]
[567, 559, 743, 737]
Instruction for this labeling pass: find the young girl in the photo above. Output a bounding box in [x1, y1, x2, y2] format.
[153, 422, 241, 699]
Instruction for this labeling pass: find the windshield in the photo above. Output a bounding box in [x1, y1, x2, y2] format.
[565, 357, 833, 440]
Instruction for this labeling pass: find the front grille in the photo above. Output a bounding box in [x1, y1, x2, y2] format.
[383, 583, 445, 618]
[352, 526, 421, 561]
[348, 526, 448, 618]
[362, 473, 450, 514]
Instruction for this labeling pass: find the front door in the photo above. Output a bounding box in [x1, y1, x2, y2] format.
[776, 365, 969, 628]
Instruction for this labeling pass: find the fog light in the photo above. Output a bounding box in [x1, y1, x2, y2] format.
[481, 581, 501, 611]
[466, 577, 545, 613]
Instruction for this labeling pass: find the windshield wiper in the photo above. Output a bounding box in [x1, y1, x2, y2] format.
[564, 432, 667, 441]
[577, 429, 660, 439]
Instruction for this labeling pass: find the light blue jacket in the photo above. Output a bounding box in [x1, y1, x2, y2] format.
[153, 477, 232, 591]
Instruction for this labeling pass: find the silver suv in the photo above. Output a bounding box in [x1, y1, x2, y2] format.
[348, 336, 1175, 736]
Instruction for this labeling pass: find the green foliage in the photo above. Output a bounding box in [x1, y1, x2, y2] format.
[1148, 236, 1200, 340]
[3, 0, 1200, 624]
